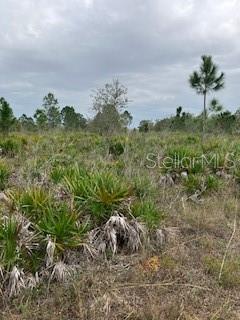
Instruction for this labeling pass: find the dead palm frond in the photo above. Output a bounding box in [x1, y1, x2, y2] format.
[8, 266, 25, 297]
[155, 227, 181, 247]
[90, 214, 146, 255]
[25, 272, 39, 290]
[0, 192, 12, 208]
[46, 236, 55, 267]
[159, 174, 175, 187]
[50, 261, 74, 282]
[155, 228, 167, 247]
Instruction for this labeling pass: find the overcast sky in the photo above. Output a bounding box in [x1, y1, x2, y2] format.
[0, 0, 240, 125]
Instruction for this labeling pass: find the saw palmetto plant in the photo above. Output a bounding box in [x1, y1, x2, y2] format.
[65, 170, 132, 223]
[37, 204, 88, 257]
[131, 200, 164, 230]
[0, 217, 20, 271]
[10, 187, 53, 222]
[0, 137, 22, 157]
[0, 214, 39, 274]
[86, 172, 132, 221]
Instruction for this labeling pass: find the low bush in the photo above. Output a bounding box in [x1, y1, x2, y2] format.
[10, 187, 53, 222]
[65, 170, 132, 223]
[0, 217, 20, 271]
[205, 175, 221, 192]
[0, 161, 10, 190]
[183, 174, 220, 194]
[131, 200, 164, 229]
[0, 216, 40, 274]
[183, 174, 203, 194]
[0, 138, 22, 157]
[37, 204, 87, 256]
[50, 166, 66, 184]
[163, 145, 204, 174]
[109, 141, 125, 158]
[133, 176, 155, 199]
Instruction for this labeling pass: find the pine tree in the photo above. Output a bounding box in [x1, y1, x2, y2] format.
[189, 55, 225, 135]
[0, 98, 15, 133]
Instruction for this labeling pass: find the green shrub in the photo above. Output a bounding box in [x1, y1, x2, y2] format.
[0, 217, 20, 271]
[131, 200, 164, 229]
[113, 159, 126, 175]
[0, 216, 43, 274]
[109, 141, 125, 158]
[233, 166, 240, 183]
[37, 205, 88, 255]
[133, 176, 155, 199]
[63, 164, 88, 182]
[163, 145, 203, 174]
[22, 249, 45, 274]
[183, 174, 203, 194]
[87, 173, 131, 221]
[50, 166, 66, 184]
[202, 140, 221, 153]
[0, 138, 21, 157]
[65, 171, 132, 223]
[204, 151, 228, 172]
[183, 135, 200, 144]
[205, 175, 221, 192]
[0, 161, 10, 190]
[11, 187, 53, 222]
[183, 174, 220, 194]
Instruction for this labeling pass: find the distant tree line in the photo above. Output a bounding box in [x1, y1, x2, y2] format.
[22, 92, 87, 132]
[0, 79, 132, 134]
[138, 101, 240, 134]
[138, 99, 240, 133]
[0, 93, 88, 133]
[0, 56, 240, 135]
[139, 55, 237, 135]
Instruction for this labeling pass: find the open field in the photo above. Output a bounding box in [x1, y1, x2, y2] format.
[0, 131, 240, 319]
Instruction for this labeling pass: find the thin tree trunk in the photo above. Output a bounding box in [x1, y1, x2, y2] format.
[203, 92, 207, 138]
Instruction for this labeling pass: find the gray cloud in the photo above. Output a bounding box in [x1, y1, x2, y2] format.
[0, 0, 240, 124]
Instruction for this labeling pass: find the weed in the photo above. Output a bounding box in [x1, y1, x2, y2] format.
[205, 175, 221, 192]
[183, 174, 220, 194]
[0, 138, 21, 157]
[0, 215, 38, 273]
[163, 145, 203, 174]
[131, 200, 164, 229]
[133, 176, 155, 199]
[109, 141, 125, 158]
[0, 161, 10, 190]
[50, 166, 66, 184]
[204, 256, 240, 288]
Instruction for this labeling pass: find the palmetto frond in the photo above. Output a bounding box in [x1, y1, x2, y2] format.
[89, 214, 146, 254]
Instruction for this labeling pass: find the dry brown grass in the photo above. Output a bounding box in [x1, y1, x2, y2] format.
[2, 133, 240, 319]
[1, 184, 240, 319]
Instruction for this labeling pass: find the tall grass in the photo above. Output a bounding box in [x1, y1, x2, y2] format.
[0, 161, 10, 190]
[0, 217, 20, 271]
[131, 200, 164, 229]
